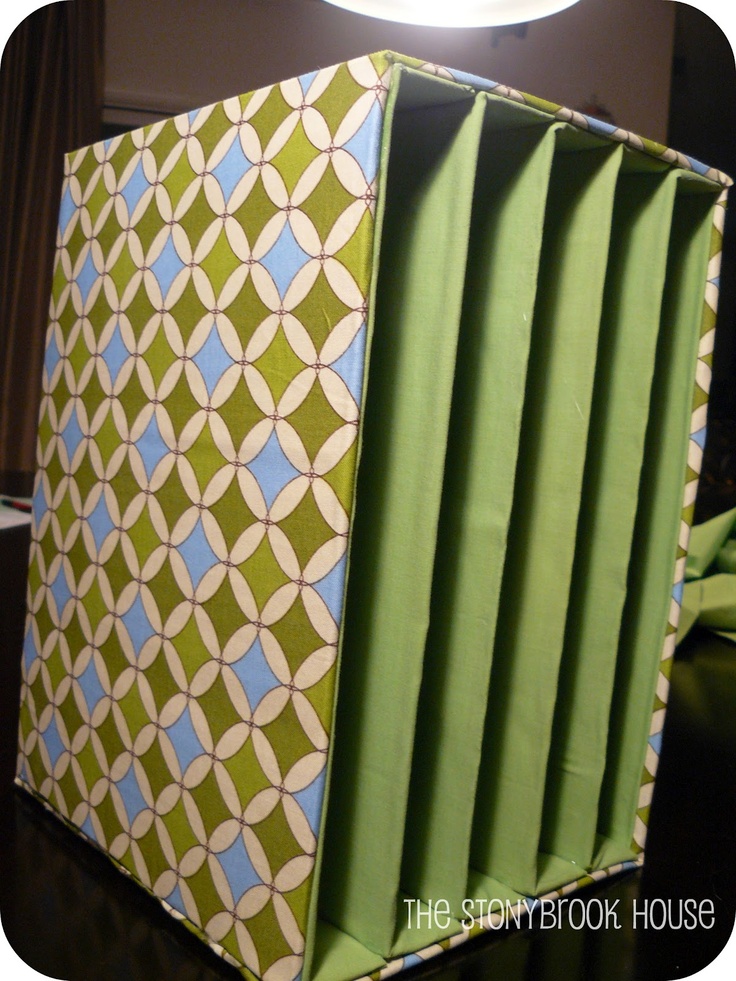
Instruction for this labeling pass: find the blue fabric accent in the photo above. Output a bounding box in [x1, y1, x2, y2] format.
[342, 98, 383, 184]
[116, 763, 149, 825]
[292, 766, 326, 837]
[44, 330, 63, 379]
[313, 552, 347, 624]
[79, 658, 106, 713]
[446, 67, 499, 93]
[50, 564, 74, 617]
[584, 116, 619, 138]
[217, 833, 263, 900]
[165, 882, 188, 917]
[192, 324, 234, 398]
[135, 412, 169, 481]
[298, 69, 320, 98]
[32, 480, 48, 523]
[22, 627, 38, 676]
[80, 813, 98, 842]
[120, 592, 156, 655]
[260, 221, 311, 300]
[59, 184, 77, 236]
[76, 250, 99, 304]
[61, 409, 85, 461]
[329, 323, 366, 406]
[177, 517, 219, 587]
[232, 636, 280, 710]
[42, 715, 66, 768]
[688, 155, 712, 176]
[120, 158, 150, 214]
[648, 729, 663, 756]
[692, 426, 707, 450]
[166, 704, 204, 773]
[247, 428, 300, 510]
[150, 233, 186, 298]
[102, 323, 131, 385]
[212, 137, 254, 202]
[88, 492, 116, 552]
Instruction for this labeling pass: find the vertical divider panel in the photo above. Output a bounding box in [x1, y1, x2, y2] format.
[538, 162, 679, 879]
[469, 132, 624, 897]
[316, 69, 486, 959]
[597, 176, 720, 856]
[398, 105, 558, 925]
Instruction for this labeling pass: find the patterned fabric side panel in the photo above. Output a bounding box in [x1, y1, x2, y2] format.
[17, 51, 392, 981]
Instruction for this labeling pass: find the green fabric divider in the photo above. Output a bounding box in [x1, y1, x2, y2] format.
[399, 115, 558, 919]
[536, 852, 591, 895]
[591, 834, 638, 869]
[465, 869, 525, 909]
[312, 920, 386, 981]
[469, 135, 624, 897]
[391, 893, 463, 958]
[539, 170, 678, 869]
[318, 70, 486, 958]
[597, 184, 718, 848]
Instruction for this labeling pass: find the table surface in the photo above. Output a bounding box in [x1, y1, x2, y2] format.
[1, 521, 734, 981]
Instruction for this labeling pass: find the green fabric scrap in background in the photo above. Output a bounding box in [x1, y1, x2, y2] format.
[678, 506, 736, 644]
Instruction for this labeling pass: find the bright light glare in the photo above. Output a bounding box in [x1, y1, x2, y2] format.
[319, 0, 582, 28]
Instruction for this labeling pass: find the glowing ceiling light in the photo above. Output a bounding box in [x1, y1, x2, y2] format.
[319, 0, 582, 28]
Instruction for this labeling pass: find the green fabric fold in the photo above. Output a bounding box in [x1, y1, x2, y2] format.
[678, 505, 736, 644]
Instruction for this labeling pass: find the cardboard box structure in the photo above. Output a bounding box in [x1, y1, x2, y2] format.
[16, 52, 731, 981]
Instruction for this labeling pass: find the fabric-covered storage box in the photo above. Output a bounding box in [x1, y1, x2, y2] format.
[16, 51, 730, 981]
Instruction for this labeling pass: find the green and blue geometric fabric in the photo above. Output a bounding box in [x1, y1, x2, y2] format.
[16, 51, 731, 981]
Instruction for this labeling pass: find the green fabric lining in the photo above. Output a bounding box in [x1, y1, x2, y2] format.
[597, 184, 719, 848]
[399, 115, 558, 918]
[312, 921, 386, 981]
[317, 71, 486, 958]
[470, 135, 624, 896]
[540, 169, 679, 869]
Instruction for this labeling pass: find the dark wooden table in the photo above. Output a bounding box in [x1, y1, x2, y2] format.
[2, 521, 734, 980]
